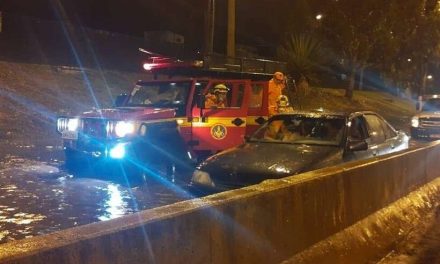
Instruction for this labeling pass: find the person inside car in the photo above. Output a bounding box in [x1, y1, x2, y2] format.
[280, 119, 303, 142]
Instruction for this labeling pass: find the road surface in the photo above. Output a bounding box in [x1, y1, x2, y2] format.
[0, 144, 194, 244]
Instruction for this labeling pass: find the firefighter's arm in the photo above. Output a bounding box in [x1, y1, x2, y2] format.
[204, 94, 217, 109]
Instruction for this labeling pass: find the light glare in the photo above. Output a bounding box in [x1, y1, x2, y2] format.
[109, 143, 126, 159]
[67, 118, 79, 131]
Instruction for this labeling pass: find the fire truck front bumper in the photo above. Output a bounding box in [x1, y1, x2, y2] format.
[63, 139, 134, 161]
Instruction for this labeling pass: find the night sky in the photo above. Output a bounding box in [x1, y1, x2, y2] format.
[0, 0, 289, 53]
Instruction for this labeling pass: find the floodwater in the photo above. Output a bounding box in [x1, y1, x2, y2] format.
[0, 146, 194, 244]
[0, 140, 428, 246]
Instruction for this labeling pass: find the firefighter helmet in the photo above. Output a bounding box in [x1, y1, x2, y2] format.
[213, 84, 229, 94]
[277, 95, 290, 107]
[273, 72, 284, 81]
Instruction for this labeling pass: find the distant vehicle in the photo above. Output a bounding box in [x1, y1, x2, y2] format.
[56, 53, 287, 183]
[411, 94, 440, 140]
[191, 111, 409, 193]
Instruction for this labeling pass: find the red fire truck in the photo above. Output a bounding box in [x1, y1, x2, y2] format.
[56, 53, 287, 183]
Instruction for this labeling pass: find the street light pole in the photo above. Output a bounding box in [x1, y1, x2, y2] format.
[204, 0, 215, 55]
[226, 0, 236, 58]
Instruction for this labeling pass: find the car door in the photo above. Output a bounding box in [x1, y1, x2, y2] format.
[346, 115, 373, 160]
[363, 113, 388, 156]
[190, 80, 250, 153]
[376, 115, 401, 154]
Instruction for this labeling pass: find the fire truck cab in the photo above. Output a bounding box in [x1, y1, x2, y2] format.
[56, 54, 286, 183]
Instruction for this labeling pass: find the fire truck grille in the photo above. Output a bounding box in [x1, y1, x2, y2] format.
[82, 118, 107, 138]
[420, 118, 440, 128]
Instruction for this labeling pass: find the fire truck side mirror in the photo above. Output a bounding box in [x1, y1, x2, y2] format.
[114, 94, 128, 107]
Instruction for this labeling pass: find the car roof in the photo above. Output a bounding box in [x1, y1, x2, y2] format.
[273, 110, 378, 119]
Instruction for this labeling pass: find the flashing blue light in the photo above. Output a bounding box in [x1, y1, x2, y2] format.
[109, 143, 126, 159]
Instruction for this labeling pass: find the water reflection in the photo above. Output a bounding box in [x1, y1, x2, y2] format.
[0, 157, 188, 243]
[98, 184, 127, 221]
[0, 212, 46, 225]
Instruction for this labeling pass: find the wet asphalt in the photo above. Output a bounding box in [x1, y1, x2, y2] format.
[0, 145, 195, 244]
[0, 140, 429, 245]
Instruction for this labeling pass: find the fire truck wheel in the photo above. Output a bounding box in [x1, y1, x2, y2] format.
[64, 149, 92, 174]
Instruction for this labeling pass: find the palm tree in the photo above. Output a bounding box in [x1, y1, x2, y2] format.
[277, 34, 327, 86]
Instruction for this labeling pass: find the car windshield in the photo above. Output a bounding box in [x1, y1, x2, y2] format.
[250, 114, 346, 146]
[422, 98, 440, 112]
[127, 81, 191, 108]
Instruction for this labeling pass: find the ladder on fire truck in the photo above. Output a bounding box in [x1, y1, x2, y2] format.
[139, 48, 287, 81]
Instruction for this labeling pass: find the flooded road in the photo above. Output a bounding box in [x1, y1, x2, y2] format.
[0, 140, 430, 246]
[0, 150, 194, 244]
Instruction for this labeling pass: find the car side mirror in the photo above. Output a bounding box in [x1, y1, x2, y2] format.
[347, 139, 368, 151]
[114, 94, 128, 107]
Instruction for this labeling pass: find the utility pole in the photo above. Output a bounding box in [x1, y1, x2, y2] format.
[226, 0, 236, 58]
[204, 0, 215, 55]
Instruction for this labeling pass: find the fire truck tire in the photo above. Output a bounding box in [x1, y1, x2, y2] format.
[64, 149, 92, 174]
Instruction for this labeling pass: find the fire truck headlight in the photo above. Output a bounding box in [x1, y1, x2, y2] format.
[57, 117, 67, 132]
[411, 117, 419, 128]
[109, 143, 126, 159]
[114, 121, 135, 137]
[67, 118, 79, 131]
[191, 170, 215, 187]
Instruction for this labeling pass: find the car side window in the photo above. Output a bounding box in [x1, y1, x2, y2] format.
[364, 114, 386, 144]
[378, 117, 397, 139]
[348, 116, 367, 140]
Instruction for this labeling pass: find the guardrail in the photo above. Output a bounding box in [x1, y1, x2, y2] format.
[0, 142, 439, 263]
[203, 54, 287, 75]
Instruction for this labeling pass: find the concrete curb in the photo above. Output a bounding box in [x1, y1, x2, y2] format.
[283, 177, 440, 264]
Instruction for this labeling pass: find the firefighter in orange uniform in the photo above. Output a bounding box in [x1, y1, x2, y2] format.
[205, 84, 229, 108]
[268, 71, 286, 117]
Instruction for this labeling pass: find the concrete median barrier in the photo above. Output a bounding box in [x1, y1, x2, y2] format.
[1, 142, 440, 264]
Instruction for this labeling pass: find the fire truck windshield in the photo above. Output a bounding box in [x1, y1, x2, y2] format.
[127, 81, 191, 111]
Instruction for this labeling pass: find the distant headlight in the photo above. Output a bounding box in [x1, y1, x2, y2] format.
[191, 170, 215, 187]
[411, 117, 419, 128]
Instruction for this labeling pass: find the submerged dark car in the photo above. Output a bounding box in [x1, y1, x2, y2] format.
[191, 111, 409, 192]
